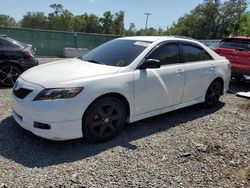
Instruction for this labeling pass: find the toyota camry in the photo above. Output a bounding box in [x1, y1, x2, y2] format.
[11, 36, 231, 143]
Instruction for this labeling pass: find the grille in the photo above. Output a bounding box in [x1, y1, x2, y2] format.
[13, 88, 33, 99]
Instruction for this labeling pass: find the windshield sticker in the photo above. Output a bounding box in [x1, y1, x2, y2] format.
[134, 41, 151, 47]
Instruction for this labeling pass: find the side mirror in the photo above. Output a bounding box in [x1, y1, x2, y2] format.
[139, 59, 161, 69]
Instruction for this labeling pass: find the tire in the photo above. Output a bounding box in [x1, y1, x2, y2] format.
[203, 80, 223, 108]
[83, 97, 126, 143]
[0, 63, 22, 87]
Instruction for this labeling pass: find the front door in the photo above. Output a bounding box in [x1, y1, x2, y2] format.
[133, 42, 185, 116]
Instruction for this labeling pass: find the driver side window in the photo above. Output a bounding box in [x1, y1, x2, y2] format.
[147, 43, 180, 65]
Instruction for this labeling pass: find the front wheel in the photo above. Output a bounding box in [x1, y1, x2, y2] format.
[83, 97, 126, 143]
[203, 80, 223, 108]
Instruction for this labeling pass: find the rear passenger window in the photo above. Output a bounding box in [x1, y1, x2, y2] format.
[147, 43, 180, 65]
[181, 44, 204, 62]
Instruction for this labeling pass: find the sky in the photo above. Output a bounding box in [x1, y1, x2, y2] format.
[0, 0, 249, 30]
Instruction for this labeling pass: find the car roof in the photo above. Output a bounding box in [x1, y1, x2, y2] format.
[119, 36, 198, 43]
[224, 36, 250, 40]
[120, 36, 165, 42]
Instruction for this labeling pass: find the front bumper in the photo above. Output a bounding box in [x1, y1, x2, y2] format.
[11, 78, 91, 141]
[12, 109, 82, 141]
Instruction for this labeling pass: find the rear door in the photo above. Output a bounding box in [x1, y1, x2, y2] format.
[181, 42, 216, 103]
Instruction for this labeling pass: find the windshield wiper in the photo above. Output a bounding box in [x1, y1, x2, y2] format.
[77, 56, 83, 60]
[85, 59, 105, 65]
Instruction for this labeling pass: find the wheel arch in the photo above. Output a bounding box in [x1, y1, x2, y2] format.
[82, 92, 131, 122]
[210, 77, 224, 95]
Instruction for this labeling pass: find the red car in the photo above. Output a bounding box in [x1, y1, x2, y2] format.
[215, 37, 250, 81]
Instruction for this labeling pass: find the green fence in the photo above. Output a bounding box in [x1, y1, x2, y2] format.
[0, 27, 118, 56]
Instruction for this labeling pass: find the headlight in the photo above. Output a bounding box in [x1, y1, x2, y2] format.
[34, 87, 84, 101]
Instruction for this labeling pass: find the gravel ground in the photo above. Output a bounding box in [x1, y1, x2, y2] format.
[0, 59, 249, 187]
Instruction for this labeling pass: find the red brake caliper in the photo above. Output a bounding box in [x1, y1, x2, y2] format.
[93, 113, 100, 121]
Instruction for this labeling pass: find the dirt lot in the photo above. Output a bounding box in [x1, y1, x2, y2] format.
[0, 59, 249, 187]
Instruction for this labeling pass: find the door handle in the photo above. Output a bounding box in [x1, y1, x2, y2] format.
[210, 64, 216, 70]
[176, 69, 185, 74]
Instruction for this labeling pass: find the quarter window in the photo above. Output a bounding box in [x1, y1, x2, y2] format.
[203, 51, 212, 60]
[147, 44, 180, 65]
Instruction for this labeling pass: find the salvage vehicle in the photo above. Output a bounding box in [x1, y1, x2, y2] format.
[12, 36, 231, 143]
[215, 36, 250, 81]
[0, 35, 38, 86]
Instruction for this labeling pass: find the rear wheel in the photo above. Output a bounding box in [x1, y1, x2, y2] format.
[83, 97, 126, 143]
[0, 64, 22, 87]
[204, 80, 223, 108]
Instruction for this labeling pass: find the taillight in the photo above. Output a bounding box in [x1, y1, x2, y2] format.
[24, 50, 34, 58]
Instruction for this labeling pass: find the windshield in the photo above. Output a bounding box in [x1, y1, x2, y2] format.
[80, 39, 152, 67]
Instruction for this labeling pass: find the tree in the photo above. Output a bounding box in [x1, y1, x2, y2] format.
[50, 4, 63, 16]
[124, 23, 136, 36]
[129, 23, 136, 32]
[0, 15, 17, 27]
[72, 15, 87, 32]
[85, 14, 101, 33]
[47, 4, 73, 31]
[237, 13, 250, 35]
[20, 12, 47, 29]
[167, 0, 248, 39]
[60, 10, 74, 31]
[220, 0, 248, 36]
[47, 10, 74, 31]
[112, 11, 124, 35]
[100, 11, 113, 34]
[135, 27, 158, 36]
[1, 3, 126, 35]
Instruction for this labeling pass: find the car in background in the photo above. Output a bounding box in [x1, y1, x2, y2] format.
[215, 37, 250, 81]
[12, 36, 231, 143]
[200, 40, 221, 50]
[0, 35, 38, 86]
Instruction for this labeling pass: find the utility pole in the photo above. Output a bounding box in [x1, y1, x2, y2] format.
[144, 13, 152, 30]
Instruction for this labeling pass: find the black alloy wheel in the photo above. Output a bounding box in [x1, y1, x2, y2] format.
[204, 80, 223, 107]
[83, 97, 126, 143]
[0, 64, 22, 87]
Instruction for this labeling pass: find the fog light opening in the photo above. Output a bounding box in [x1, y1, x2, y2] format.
[34, 122, 51, 130]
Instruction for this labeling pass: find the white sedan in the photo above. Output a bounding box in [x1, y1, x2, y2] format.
[11, 36, 231, 143]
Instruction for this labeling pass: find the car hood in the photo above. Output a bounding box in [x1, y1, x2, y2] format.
[21, 58, 121, 88]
